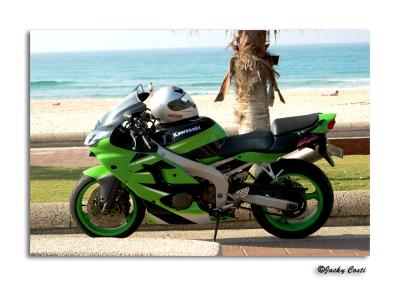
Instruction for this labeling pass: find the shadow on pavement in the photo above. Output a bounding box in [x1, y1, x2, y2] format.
[213, 234, 370, 250]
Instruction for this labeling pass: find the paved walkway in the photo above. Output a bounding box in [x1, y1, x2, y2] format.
[31, 147, 97, 167]
[31, 226, 369, 256]
[135, 226, 370, 256]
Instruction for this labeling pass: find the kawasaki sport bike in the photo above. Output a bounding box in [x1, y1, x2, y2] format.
[70, 84, 342, 240]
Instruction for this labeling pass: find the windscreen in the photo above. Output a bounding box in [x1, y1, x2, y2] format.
[95, 91, 145, 128]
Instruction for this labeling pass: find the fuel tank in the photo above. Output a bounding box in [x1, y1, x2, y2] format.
[153, 116, 227, 159]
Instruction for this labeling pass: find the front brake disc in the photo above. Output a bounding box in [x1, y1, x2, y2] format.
[86, 188, 126, 228]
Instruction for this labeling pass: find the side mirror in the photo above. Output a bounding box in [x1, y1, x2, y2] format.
[137, 91, 150, 102]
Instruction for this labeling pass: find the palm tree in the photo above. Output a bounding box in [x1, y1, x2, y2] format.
[215, 30, 285, 134]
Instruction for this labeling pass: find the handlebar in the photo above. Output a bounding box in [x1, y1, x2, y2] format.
[127, 112, 158, 152]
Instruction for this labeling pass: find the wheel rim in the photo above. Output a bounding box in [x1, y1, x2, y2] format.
[75, 180, 139, 236]
[263, 173, 324, 232]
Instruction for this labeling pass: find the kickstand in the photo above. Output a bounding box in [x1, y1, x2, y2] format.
[213, 216, 220, 242]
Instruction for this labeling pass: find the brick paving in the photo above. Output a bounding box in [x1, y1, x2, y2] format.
[221, 245, 369, 256]
[219, 232, 370, 256]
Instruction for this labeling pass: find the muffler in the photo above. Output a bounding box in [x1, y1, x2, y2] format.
[281, 147, 322, 162]
[281, 144, 343, 164]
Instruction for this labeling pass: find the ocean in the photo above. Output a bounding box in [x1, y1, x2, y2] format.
[30, 43, 370, 100]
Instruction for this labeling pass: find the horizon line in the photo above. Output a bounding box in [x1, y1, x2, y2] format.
[31, 41, 370, 55]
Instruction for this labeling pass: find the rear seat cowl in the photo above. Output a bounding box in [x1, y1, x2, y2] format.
[271, 113, 320, 136]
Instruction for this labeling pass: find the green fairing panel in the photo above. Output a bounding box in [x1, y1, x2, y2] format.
[235, 152, 284, 163]
[83, 165, 110, 179]
[167, 123, 227, 154]
[90, 138, 198, 201]
[90, 138, 156, 189]
[310, 113, 336, 134]
[198, 155, 224, 165]
[131, 172, 156, 184]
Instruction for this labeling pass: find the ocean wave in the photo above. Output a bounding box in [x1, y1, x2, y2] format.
[278, 79, 369, 89]
[30, 80, 75, 88]
[188, 82, 219, 87]
[326, 78, 370, 82]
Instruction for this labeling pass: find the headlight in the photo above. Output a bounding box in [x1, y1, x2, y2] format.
[84, 129, 113, 147]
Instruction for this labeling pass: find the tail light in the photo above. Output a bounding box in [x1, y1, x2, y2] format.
[327, 119, 336, 129]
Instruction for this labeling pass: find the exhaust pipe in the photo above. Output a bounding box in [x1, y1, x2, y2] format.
[241, 195, 298, 211]
[281, 144, 343, 164]
[281, 147, 322, 163]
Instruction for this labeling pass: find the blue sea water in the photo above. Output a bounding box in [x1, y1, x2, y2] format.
[30, 43, 369, 100]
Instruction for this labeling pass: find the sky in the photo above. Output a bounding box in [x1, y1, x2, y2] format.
[30, 29, 369, 53]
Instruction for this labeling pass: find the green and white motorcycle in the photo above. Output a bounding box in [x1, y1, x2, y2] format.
[70, 84, 341, 240]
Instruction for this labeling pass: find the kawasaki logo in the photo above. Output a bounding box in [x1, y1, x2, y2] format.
[173, 126, 201, 138]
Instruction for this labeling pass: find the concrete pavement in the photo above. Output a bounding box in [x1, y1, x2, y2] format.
[30, 226, 370, 256]
[30, 236, 221, 256]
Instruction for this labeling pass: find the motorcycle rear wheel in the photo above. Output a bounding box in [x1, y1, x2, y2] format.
[70, 175, 145, 237]
[251, 159, 334, 239]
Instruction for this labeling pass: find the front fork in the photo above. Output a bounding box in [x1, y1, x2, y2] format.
[82, 165, 121, 214]
[98, 174, 121, 214]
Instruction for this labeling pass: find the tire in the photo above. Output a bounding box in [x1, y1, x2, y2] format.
[251, 159, 334, 239]
[70, 175, 146, 238]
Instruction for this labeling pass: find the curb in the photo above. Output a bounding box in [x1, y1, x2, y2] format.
[30, 190, 370, 231]
[30, 122, 370, 148]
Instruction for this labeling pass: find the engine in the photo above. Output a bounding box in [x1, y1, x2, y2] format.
[160, 183, 216, 211]
[171, 192, 193, 210]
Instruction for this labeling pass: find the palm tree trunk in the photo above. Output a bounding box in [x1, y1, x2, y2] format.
[215, 30, 283, 134]
[235, 83, 270, 134]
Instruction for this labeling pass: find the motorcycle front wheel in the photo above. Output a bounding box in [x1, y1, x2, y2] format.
[251, 159, 334, 239]
[70, 175, 145, 237]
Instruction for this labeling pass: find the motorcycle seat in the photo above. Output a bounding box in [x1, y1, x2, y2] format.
[271, 113, 319, 136]
[218, 129, 274, 158]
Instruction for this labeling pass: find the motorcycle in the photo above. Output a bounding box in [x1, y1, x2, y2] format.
[70, 84, 342, 240]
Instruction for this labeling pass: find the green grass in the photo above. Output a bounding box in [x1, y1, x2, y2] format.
[30, 166, 86, 203]
[30, 155, 370, 203]
[315, 155, 370, 191]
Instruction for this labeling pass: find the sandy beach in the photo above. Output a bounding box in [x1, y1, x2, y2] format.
[30, 88, 370, 135]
